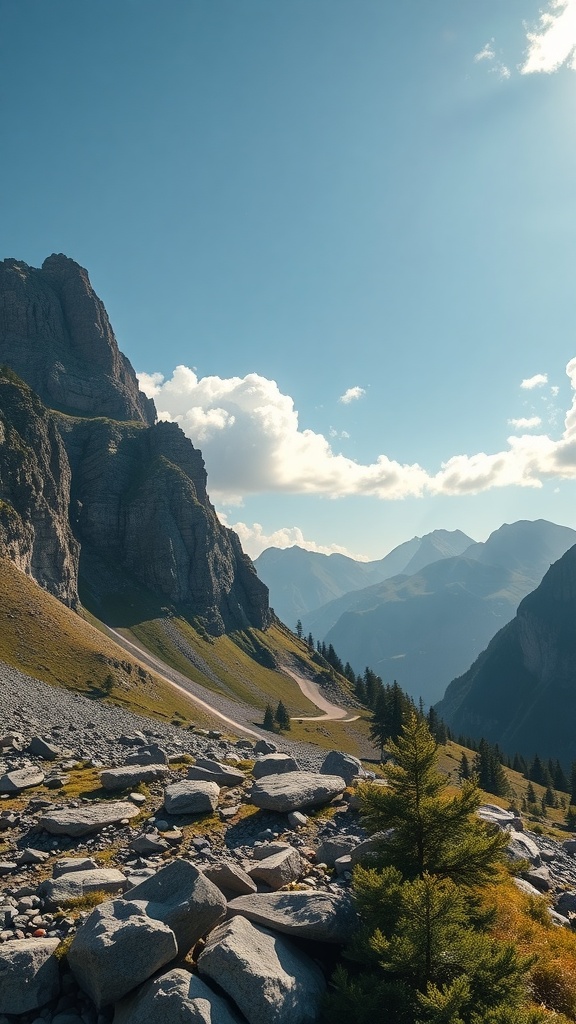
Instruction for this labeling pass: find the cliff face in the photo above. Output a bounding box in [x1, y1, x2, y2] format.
[0, 369, 79, 606]
[0, 255, 155, 424]
[436, 544, 576, 761]
[0, 256, 270, 634]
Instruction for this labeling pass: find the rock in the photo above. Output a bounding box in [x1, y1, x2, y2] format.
[477, 805, 522, 830]
[0, 768, 45, 793]
[39, 869, 128, 908]
[123, 744, 169, 766]
[554, 891, 576, 916]
[67, 899, 177, 1008]
[16, 848, 50, 865]
[41, 802, 139, 836]
[506, 831, 541, 866]
[513, 877, 545, 898]
[249, 848, 304, 889]
[287, 812, 308, 828]
[562, 838, 576, 856]
[253, 842, 293, 861]
[197, 917, 325, 1024]
[522, 866, 551, 892]
[164, 780, 219, 815]
[204, 862, 257, 897]
[114, 967, 243, 1024]
[0, 938, 60, 1014]
[53, 857, 100, 877]
[227, 890, 358, 944]
[125, 859, 227, 955]
[100, 765, 168, 791]
[129, 833, 170, 855]
[188, 761, 245, 787]
[28, 736, 61, 760]
[315, 836, 358, 867]
[254, 739, 277, 755]
[252, 755, 300, 779]
[250, 772, 346, 813]
[320, 751, 363, 785]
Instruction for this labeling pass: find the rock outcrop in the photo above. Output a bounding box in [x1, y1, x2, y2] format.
[0, 255, 155, 424]
[0, 255, 270, 633]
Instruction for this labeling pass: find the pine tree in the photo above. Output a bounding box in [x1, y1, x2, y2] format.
[263, 704, 275, 731]
[359, 713, 507, 885]
[459, 751, 471, 780]
[295, 619, 303, 639]
[275, 700, 290, 731]
[526, 781, 537, 804]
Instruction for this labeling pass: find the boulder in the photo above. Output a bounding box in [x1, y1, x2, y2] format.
[562, 838, 576, 856]
[114, 967, 243, 1024]
[124, 744, 169, 766]
[0, 768, 45, 793]
[227, 890, 358, 944]
[254, 739, 277, 755]
[522, 866, 551, 893]
[204, 862, 257, 897]
[188, 763, 245, 788]
[320, 751, 363, 785]
[250, 772, 346, 813]
[249, 848, 303, 890]
[100, 765, 168, 791]
[125, 859, 227, 955]
[28, 736, 61, 760]
[252, 754, 299, 780]
[53, 857, 100, 877]
[198, 917, 325, 1024]
[41, 802, 139, 836]
[506, 831, 541, 866]
[67, 899, 177, 1008]
[129, 832, 170, 855]
[0, 937, 60, 1014]
[554, 891, 576, 916]
[477, 805, 522, 830]
[39, 868, 128, 908]
[164, 780, 220, 815]
[315, 836, 358, 867]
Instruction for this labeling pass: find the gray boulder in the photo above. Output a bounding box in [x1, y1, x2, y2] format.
[28, 736, 61, 760]
[39, 868, 128, 908]
[204, 862, 257, 897]
[315, 836, 358, 867]
[114, 967, 243, 1024]
[124, 743, 169, 766]
[506, 831, 541, 866]
[252, 754, 299, 779]
[254, 739, 277, 755]
[68, 899, 177, 1008]
[41, 802, 139, 836]
[188, 763, 245, 788]
[198, 917, 326, 1024]
[0, 938, 60, 1014]
[320, 751, 363, 785]
[227, 890, 358, 944]
[100, 765, 168, 791]
[250, 772, 346, 813]
[125, 859, 227, 955]
[522, 866, 551, 892]
[164, 780, 220, 815]
[554, 891, 576, 916]
[53, 857, 99, 876]
[249, 847, 303, 890]
[0, 768, 45, 793]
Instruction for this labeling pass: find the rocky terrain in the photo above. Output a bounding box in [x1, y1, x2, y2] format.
[1, 663, 576, 1024]
[0, 256, 270, 634]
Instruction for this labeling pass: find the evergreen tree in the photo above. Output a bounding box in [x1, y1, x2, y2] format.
[263, 704, 275, 731]
[459, 752, 471, 781]
[544, 785, 557, 808]
[526, 781, 537, 805]
[295, 619, 303, 639]
[274, 700, 290, 731]
[552, 759, 568, 793]
[359, 714, 507, 885]
[307, 632, 315, 651]
[474, 739, 509, 798]
[368, 687, 390, 760]
[363, 667, 381, 708]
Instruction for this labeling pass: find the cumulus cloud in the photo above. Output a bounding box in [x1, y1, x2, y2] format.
[339, 386, 366, 404]
[508, 416, 542, 430]
[521, 0, 576, 74]
[138, 358, 576, 502]
[216, 515, 368, 560]
[521, 373, 548, 389]
[474, 40, 496, 62]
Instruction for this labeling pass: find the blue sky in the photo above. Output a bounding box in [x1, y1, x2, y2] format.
[3, 0, 576, 559]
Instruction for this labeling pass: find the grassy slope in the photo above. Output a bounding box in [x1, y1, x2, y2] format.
[0, 557, 216, 728]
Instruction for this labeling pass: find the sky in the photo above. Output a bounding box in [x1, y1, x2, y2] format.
[2, 0, 576, 560]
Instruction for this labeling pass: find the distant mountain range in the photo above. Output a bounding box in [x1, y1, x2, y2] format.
[436, 541, 576, 763]
[259, 520, 576, 709]
[254, 529, 474, 627]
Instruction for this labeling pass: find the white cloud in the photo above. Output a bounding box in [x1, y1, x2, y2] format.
[475, 40, 495, 62]
[521, 373, 548, 389]
[551, 385, 560, 396]
[508, 416, 542, 430]
[138, 358, 576, 503]
[521, 0, 576, 75]
[339, 386, 366, 404]
[216, 516, 369, 560]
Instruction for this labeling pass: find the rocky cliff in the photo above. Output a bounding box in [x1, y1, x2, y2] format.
[0, 255, 155, 424]
[436, 543, 576, 761]
[0, 256, 270, 634]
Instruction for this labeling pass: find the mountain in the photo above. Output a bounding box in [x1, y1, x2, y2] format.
[436, 543, 576, 763]
[319, 520, 576, 707]
[255, 530, 473, 629]
[0, 255, 269, 635]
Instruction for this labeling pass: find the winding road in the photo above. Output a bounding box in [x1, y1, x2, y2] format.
[105, 625, 358, 737]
